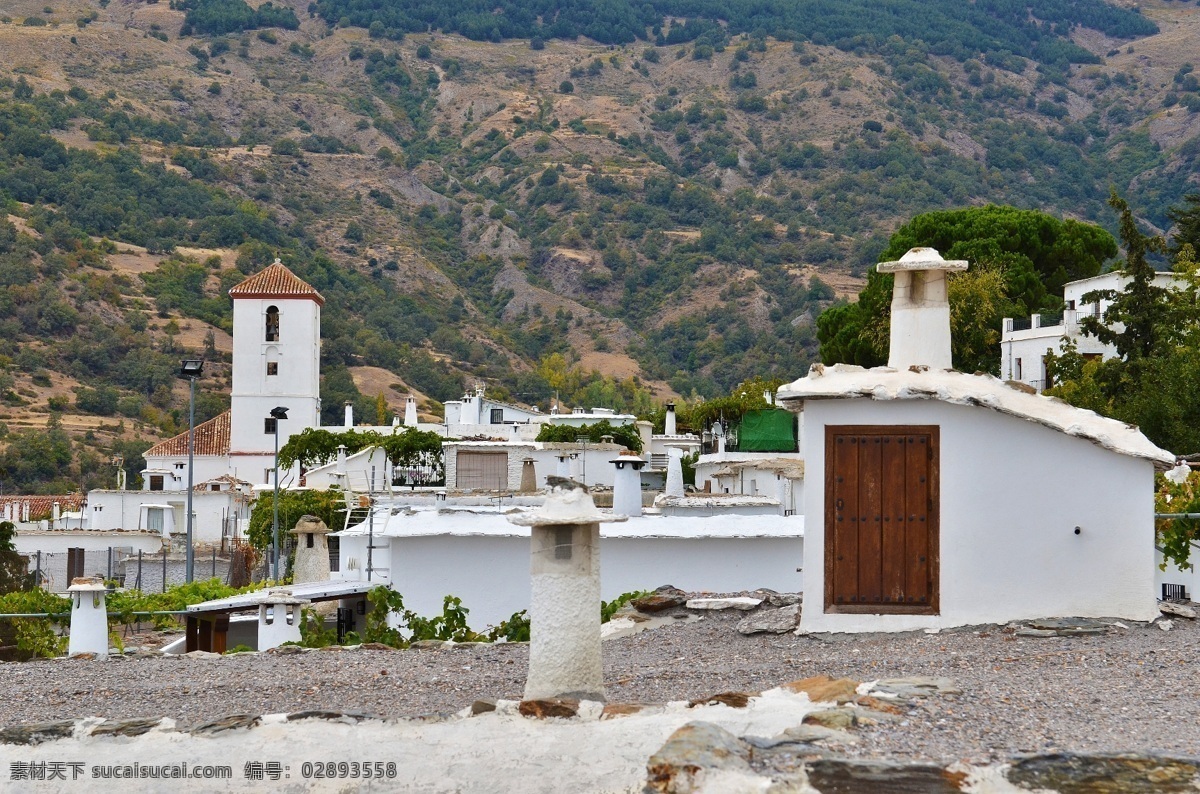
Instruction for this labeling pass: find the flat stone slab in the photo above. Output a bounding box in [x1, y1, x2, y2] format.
[868, 677, 961, 699]
[737, 603, 801, 634]
[1023, 617, 1112, 636]
[1007, 752, 1200, 793]
[1159, 601, 1197, 619]
[686, 597, 763, 611]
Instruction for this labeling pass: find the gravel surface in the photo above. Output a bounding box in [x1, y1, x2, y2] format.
[2, 608, 1198, 764]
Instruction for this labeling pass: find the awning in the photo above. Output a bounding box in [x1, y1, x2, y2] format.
[186, 580, 378, 615]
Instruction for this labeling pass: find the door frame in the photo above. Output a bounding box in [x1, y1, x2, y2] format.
[823, 424, 940, 615]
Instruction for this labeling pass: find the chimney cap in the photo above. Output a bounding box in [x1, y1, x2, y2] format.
[877, 247, 968, 273]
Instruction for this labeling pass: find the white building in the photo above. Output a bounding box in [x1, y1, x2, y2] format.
[82, 260, 324, 546]
[780, 248, 1172, 633]
[1000, 271, 1180, 391]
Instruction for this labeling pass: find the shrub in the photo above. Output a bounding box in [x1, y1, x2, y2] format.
[559, 80, 574, 94]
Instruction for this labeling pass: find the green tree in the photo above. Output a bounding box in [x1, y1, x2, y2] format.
[817, 205, 1117, 373]
[1046, 195, 1200, 454]
[1167, 193, 1200, 259]
[1079, 193, 1170, 362]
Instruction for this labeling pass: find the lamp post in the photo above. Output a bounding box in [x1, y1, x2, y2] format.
[179, 359, 204, 583]
[270, 406, 289, 581]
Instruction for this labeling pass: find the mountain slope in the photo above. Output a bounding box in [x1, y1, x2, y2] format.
[1, 0, 1199, 491]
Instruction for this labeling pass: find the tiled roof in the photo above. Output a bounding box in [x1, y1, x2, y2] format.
[194, 474, 253, 492]
[229, 259, 324, 305]
[0, 495, 85, 521]
[144, 411, 231, 458]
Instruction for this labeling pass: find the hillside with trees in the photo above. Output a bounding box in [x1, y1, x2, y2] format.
[2, 0, 1200, 490]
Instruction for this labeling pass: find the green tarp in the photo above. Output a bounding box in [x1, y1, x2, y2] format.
[736, 409, 797, 452]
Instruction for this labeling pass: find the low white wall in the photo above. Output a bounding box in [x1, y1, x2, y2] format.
[1156, 552, 1200, 602]
[14, 531, 163, 557]
[800, 399, 1158, 632]
[384, 534, 803, 630]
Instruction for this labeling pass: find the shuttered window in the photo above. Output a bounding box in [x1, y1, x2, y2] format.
[456, 451, 509, 490]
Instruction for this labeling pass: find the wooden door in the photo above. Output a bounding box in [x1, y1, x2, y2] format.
[825, 426, 938, 614]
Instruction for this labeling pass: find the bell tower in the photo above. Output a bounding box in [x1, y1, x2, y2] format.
[227, 259, 323, 467]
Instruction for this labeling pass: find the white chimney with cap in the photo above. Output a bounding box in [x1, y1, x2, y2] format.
[404, 395, 418, 427]
[876, 247, 968, 370]
[664, 402, 677, 436]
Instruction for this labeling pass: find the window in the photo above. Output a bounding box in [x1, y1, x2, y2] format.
[146, 508, 164, 532]
[1066, 299, 1076, 311]
[265, 306, 279, 341]
[267, 362, 278, 376]
[149, 475, 164, 491]
[265, 417, 277, 434]
[1014, 358, 1023, 380]
[490, 408, 504, 424]
[174, 463, 184, 470]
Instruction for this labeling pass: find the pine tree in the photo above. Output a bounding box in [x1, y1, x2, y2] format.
[1078, 191, 1169, 361]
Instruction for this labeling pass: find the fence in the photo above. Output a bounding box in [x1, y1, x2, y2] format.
[23, 547, 238, 593]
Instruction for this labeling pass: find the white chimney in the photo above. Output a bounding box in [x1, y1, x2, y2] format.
[404, 395, 418, 427]
[52, 502, 61, 523]
[610, 453, 646, 518]
[664, 402, 677, 436]
[665, 447, 685, 498]
[336, 444, 347, 472]
[877, 247, 968, 370]
[344, 401, 354, 428]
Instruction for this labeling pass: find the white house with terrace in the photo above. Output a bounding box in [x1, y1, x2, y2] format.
[1000, 270, 1180, 392]
[779, 247, 1172, 633]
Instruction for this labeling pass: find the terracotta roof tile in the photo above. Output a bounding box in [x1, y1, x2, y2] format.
[144, 411, 231, 458]
[229, 259, 324, 305]
[0, 495, 85, 521]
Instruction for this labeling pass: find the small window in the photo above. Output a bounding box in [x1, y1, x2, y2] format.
[267, 362, 278, 376]
[490, 408, 504, 424]
[306, 533, 314, 549]
[265, 306, 279, 342]
[149, 475, 164, 491]
[1066, 299, 1076, 311]
[146, 508, 164, 532]
[265, 417, 277, 434]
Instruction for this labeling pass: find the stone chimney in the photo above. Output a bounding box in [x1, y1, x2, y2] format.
[519, 458, 538, 493]
[509, 481, 625, 701]
[664, 402, 677, 436]
[404, 395, 418, 427]
[289, 515, 332, 585]
[876, 247, 968, 370]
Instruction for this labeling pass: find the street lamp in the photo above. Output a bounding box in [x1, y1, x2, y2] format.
[269, 406, 289, 581]
[179, 359, 204, 583]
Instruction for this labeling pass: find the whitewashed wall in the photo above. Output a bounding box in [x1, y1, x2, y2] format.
[85, 489, 248, 543]
[339, 532, 803, 629]
[799, 398, 1158, 632]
